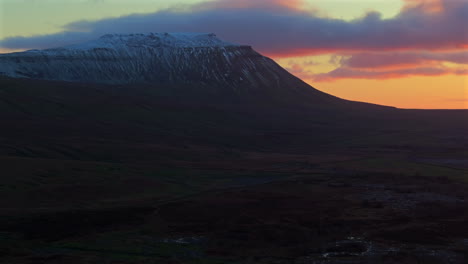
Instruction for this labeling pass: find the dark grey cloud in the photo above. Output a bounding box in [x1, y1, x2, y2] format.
[1, 0, 467, 56]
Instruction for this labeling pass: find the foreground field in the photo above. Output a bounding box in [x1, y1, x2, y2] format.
[1, 150, 467, 264]
[0, 78, 467, 263]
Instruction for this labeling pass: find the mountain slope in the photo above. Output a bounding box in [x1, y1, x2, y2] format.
[0, 33, 341, 105]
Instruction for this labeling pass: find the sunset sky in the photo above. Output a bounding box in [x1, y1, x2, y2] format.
[0, 0, 466, 109]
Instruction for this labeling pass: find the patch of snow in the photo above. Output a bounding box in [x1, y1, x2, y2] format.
[63, 33, 239, 51]
[0, 32, 291, 89]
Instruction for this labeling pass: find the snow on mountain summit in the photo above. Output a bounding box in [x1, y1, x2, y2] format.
[0, 32, 329, 100]
[0, 32, 253, 84]
[64, 33, 239, 51]
[0, 32, 338, 103]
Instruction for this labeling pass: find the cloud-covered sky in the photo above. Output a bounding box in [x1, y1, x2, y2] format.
[0, 0, 466, 108]
[2, 0, 466, 54]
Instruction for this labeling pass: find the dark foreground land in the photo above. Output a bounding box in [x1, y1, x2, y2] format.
[0, 78, 467, 263]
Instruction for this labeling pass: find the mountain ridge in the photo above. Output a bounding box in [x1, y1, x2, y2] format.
[0, 32, 346, 106]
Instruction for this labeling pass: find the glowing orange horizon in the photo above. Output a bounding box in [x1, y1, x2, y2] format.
[308, 75, 467, 110]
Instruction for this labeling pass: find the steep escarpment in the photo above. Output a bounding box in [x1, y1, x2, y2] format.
[0, 33, 338, 104]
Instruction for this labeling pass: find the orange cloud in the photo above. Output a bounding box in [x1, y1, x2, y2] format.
[338, 51, 468, 69]
[313, 66, 467, 82]
[281, 49, 468, 82]
[402, 0, 445, 13]
[196, 0, 307, 12]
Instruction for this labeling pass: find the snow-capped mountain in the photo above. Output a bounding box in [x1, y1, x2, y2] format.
[0, 33, 337, 102]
